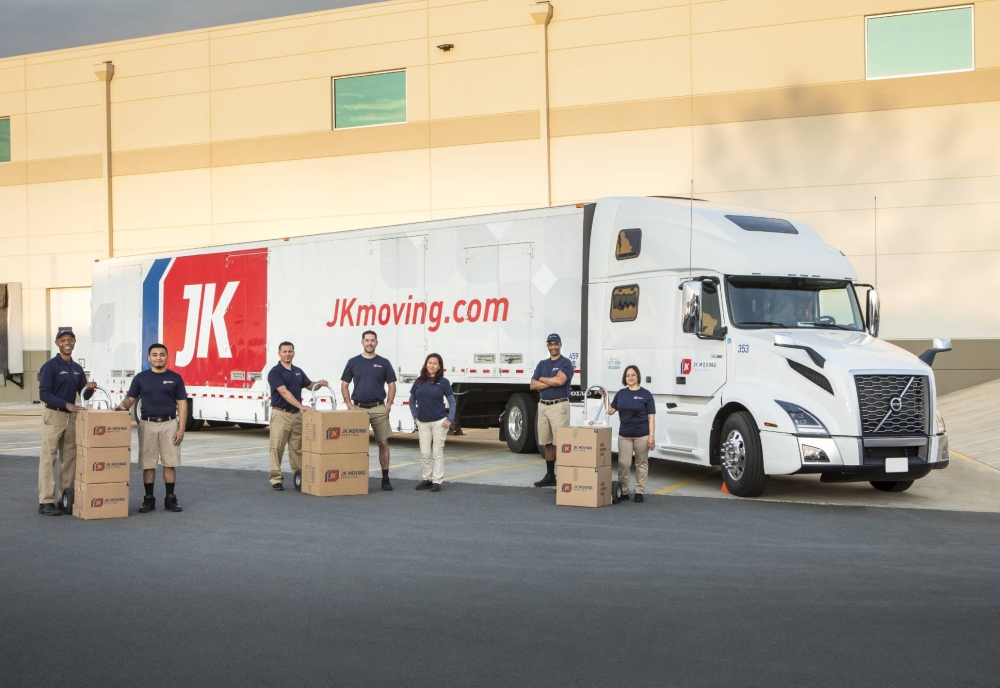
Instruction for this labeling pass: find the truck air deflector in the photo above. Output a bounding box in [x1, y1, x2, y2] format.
[787, 359, 834, 395]
[725, 215, 798, 234]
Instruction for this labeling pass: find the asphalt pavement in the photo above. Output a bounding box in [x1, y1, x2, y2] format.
[1, 454, 999, 688]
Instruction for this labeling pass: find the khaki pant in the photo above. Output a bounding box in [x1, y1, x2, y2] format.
[138, 419, 182, 470]
[536, 400, 570, 446]
[269, 410, 302, 485]
[417, 418, 448, 483]
[39, 408, 77, 504]
[364, 404, 392, 442]
[618, 435, 649, 495]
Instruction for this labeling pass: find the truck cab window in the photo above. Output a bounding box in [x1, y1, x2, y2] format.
[615, 229, 642, 260]
[727, 276, 865, 331]
[701, 281, 723, 336]
[610, 285, 639, 322]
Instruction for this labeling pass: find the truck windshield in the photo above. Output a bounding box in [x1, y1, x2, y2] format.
[726, 276, 865, 331]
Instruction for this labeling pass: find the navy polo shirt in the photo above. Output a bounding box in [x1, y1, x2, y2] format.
[612, 387, 656, 438]
[341, 354, 397, 404]
[127, 369, 187, 417]
[409, 378, 456, 423]
[38, 355, 92, 408]
[531, 355, 575, 401]
[267, 363, 313, 410]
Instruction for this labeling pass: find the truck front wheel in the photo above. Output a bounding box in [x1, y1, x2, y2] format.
[719, 412, 769, 498]
[870, 480, 914, 492]
[504, 393, 538, 454]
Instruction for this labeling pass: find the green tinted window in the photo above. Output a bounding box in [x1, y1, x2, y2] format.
[0, 118, 10, 163]
[334, 71, 406, 129]
[867, 6, 974, 80]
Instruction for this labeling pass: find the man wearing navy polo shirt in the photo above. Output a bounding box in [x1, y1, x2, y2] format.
[341, 330, 397, 491]
[37, 328, 96, 515]
[530, 333, 575, 487]
[267, 341, 328, 491]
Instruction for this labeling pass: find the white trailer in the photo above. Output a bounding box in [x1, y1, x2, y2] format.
[91, 196, 951, 496]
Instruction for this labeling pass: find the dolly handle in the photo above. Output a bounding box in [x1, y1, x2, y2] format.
[585, 385, 610, 426]
[309, 384, 338, 410]
[88, 386, 114, 410]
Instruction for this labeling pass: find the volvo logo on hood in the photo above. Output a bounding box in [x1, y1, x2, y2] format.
[889, 397, 903, 412]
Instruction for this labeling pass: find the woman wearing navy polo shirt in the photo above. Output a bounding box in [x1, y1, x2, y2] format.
[408, 353, 456, 493]
[609, 365, 656, 503]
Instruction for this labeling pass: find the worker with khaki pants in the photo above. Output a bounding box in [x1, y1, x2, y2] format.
[117, 343, 188, 513]
[530, 333, 576, 488]
[37, 328, 96, 516]
[608, 365, 656, 503]
[267, 341, 328, 490]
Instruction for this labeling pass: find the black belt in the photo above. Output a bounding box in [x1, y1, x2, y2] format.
[539, 398, 569, 406]
[141, 416, 177, 423]
[45, 405, 70, 413]
[355, 401, 384, 409]
[272, 407, 299, 413]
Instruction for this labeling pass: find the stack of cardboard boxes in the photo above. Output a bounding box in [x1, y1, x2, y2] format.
[300, 409, 370, 496]
[555, 426, 613, 508]
[72, 409, 132, 519]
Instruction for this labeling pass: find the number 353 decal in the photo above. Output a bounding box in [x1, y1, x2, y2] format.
[737, 344, 750, 354]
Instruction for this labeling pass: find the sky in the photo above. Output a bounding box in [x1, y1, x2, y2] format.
[0, 0, 380, 59]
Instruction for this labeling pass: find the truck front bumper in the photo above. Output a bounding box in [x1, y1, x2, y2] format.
[782, 433, 950, 482]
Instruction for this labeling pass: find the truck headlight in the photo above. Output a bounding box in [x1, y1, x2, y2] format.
[935, 410, 946, 435]
[775, 400, 829, 435]
[801, 444, 830, 463]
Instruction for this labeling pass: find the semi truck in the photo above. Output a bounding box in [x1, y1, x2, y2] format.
[90, 196, 951, 497]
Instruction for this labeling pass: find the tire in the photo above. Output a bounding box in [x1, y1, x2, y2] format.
[870, 480, 914, 492]
[293, 470, 302, 492]
[189, 419, 205, 431]
[60, 487, 74, 514]
[237, 422, 266, 430]
[504, 393, 538, 454]
[611, 480, 622, 505]
[184, 409, 204, 432]
[719, 411, 769, 498]
[129, 399, 141, 424]
[206, 420, 235, 428]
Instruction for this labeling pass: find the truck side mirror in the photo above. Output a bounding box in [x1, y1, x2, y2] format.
[680, 280, 703, 334]
[919, 337, 952, 367]
[865, 288, 880, 338]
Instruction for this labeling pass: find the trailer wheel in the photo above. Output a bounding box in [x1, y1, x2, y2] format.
[611, 480, 622, 505]
[206, 420, 236, 428]
[719, 412, 769, 498]
[185, 410, 204, 432]
[61, 487, 74, 514]
[870, 480, 914, 492]
[293, 470, 302, 492]
[237, 422, 266, 430]
[504, 393, 538, 454]
[189, 419, 205, 431]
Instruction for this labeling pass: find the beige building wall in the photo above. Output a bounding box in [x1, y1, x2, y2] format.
[1, 0, 999, 401]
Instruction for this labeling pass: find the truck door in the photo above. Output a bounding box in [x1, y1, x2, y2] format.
[675, 279, 727, 397]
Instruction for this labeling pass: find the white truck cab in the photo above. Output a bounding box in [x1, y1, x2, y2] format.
[577, 197, 951, 497]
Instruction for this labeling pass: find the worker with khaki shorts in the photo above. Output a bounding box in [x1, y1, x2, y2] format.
[117, 343, 187, 513]
[37, 328, 96, 516]
[342, 330, 397, 491]
[266, 341, 328, 491]
[530, 333, 576, 488]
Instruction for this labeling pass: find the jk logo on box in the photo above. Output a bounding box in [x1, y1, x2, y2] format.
[561, 483, 572, 493]
[93, 427, 106, 436]
[326, 427, 341, 440]
[91, 498, 104, 508]
[561, 444, 572, 453]
[92, 462, 105, 471]
[325, 469, 340, 483]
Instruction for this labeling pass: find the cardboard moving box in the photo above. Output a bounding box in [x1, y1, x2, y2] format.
[555, 427, 613, 468]
[76, 410, 132, 448]
[303, 410, 370, 454]
[76, 445, 131, 484]
[72, 480, 129, 520]
[302, 452, 369, 496]
[556, 466, 612, 508]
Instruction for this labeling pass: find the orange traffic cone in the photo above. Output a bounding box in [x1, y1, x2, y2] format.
[720, 481, 730, 495]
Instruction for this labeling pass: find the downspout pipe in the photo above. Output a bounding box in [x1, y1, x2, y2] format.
[530, 2, 553, 207]
[93, 61, 114, 258]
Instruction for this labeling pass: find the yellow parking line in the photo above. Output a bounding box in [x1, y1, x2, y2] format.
[444, 458, 544, 482]
[654, 471, 717, 495]
[950, 449, 998, 470]
[0, 446, 42, 453]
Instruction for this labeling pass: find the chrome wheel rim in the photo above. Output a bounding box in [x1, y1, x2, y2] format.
[507, 405, 523, 442]
[721, 430, 746, 481]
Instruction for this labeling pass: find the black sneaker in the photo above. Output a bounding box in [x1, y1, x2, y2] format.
[415, 480, 433, 490]
[164, 494, 183, 512]
[381, 478, 393, 491]
[634, 493, 644, 503]
[39, 503, 62, 516]
[272, 483, 284, 491]
[533, 474, 557, 488]
[621, 492, 630, 501]
[431, 483, 441, 493]
[139, 496, 156, 513]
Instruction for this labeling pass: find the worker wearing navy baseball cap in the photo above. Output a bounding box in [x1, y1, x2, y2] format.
[37, 328, 96, 515]
[529, 333, 575, 487]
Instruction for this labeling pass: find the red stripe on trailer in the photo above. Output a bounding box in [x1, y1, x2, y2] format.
[501, 369, 509, 373]
[516, 369, 524, 374]
[470, 369, 477, 373]
[402, 401, 409, 405]
[483, 369, 490, 373]
[574, 369, 581, 373]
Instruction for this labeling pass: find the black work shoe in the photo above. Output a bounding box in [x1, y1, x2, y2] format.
[634, 493, 645, 503]
[415, 480, 433, 490]
[431, 483, 441, 493]
[620, 492, 630, 501]
[39, 503, 62, 516]
[272, 483, 284, 491]
[533, 474, 557, 488]
[381, 478, 393, 491]
[139, 496, 156, 513]
[164, 495, 183, 512]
